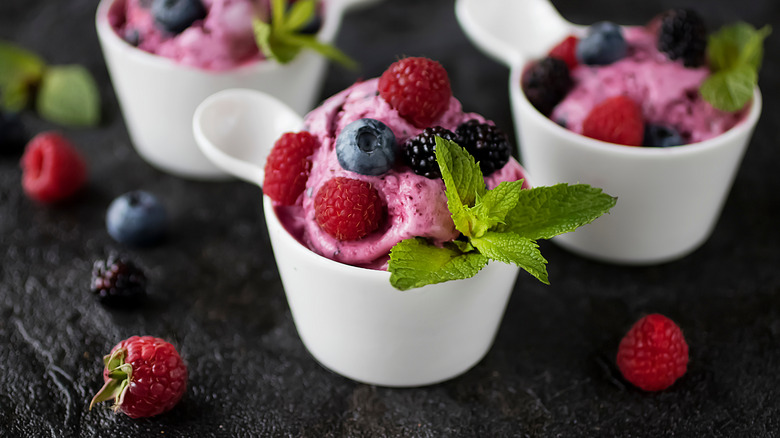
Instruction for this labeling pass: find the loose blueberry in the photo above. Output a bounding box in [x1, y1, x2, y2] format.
[576, 21, 627, 65]
[644, 124, 685, 147]
[106, 190, 167, 247]
[336, 118, 397, 176]
[0, 111, 27, 155]
[151, 0, 206, 34]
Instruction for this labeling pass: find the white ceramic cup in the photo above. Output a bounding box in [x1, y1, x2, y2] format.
[457, 0, 762, 264]
[193, 89, 521, 386]
[95, 0, 371, 180]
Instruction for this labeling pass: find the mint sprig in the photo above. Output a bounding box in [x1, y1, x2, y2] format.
[252, 0, 357, 69]
[700, 22, 771, 112]
[0, 41, 100, 126]
[388, 137, 616, 291]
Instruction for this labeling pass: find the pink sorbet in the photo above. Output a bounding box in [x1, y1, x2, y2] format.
[276, 78, 528, 269]
[551, 26, 747, 143]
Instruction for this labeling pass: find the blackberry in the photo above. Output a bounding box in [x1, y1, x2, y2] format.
[521, 57, 572, 116]
[455, 120, 512, 176]
[657, 9, 707, 68]
[91, 256, 147, 308]
[402, 126, 458, 179]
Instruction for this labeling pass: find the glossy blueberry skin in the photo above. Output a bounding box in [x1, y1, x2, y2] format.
[576, 21, 627, 65]
[336, 118, 397, 176]
[644, 124, 685, 147]
[151, 0, 206, 34]
[106, 191, 167, 247]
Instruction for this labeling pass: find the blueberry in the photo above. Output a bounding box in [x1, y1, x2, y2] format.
[0, 111, 27, 155]
[576, 21, 627, 65]
[151, 0, 206, 34]
[643, 124, 685, 147]
[336, 118, 397, 176]
[106, 191, 167, 247]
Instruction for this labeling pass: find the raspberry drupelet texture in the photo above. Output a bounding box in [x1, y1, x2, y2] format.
[657, 8, 707, 68]
[263, 131, 318, 205]
[548, 35, 580, 70]
[521, 56, 573, 117]
[616, 314, 689, 391]
[403, 126, 458, 179]
[455, 120, 512, 176]
[314, 177, 384, 241]
[20, 131, 87, 203]
[582, 96, 644, 146]
[90, 255, 147, 308]
[378, 57, 452, 129]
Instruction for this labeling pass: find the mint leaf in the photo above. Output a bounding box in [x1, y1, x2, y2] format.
[469, 180, 524, 238]
[471, 231, 549, 284]
[501, 183, 617, 240]
[435, 136, 485, 236]
[700, 65, 756, 113]
[388, 238, 488, 291]
[284, 0, 316, 32]
[279, 33, 358, 70]
[0, 41, 45, 112]
[36, 65, 100, 127]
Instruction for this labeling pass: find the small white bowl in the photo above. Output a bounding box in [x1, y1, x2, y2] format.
[457, 0, 762, 264]
[193, 88, 522, 386]
[96, 0, 371, 180]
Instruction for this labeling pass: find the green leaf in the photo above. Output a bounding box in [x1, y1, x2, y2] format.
[707, 22, 771, 72]
[284, 0, 316, 32]
[700, 65, 756, 112]
[278, 32, 358, 69]
[388, 238, 488, 291]
[2, 77, 31, 112]
[501, 183, 617, 240]
[471, 231, 549, 284]
[0, 41, 45, 112]
[435, 136, 485, 236]
[36, 65, 100, 127]
[737, 25, 771, 71]
[469, 179, 525, 237]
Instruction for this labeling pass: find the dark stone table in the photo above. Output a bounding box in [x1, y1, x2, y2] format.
[1, 0, 778, 436]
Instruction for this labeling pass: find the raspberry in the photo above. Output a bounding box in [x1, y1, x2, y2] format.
[657, 9, 707, 68]
[616, 314, 689, 391]
[548, 35, 579, 70]
[90, 336, 187, 418]
[20, 131, 87, 203]
[582, 96, 644, 146]
[455, 120, 512, 176]
[314, 177, 383, 241]
[90, 255, 147, 308]
[403, 126, 458, 179]
[521, 57, 573, 116]
[378, 57, 452, 129]
[263, 131, 318, 205]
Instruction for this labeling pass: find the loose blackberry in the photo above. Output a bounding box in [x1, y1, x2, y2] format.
[657, 9, 707, 68]
[455, 120, 511, 176]
[90, 256, 147, 307]
[521, 56, 573, 116]
[403, 126, 458, 179]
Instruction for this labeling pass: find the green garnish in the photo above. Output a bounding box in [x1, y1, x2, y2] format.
[700, 22, 771, 112]
[252, 0, 357, 69]
[388, 137, 616, 291]
[0, 41, 100, 126]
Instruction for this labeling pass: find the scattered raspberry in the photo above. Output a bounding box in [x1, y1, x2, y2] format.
[548, 35, 579, 70]
[263, 131, 318, 205]
[582, 96, 644, 146]
[20, 131, 87, 203]
[378, 57, 452, 129]
[657, 9, 707, 68]
[455, 120, 511, 176]
[616, 314, 689, 391]
[90, 336, 187, 418]
[403, 126, 458, 179]
[521, 57, 573, 116]
[314, 177, 383, 241]
[90, 255, 147, 308]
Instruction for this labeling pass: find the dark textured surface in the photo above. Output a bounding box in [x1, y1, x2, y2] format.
[1, 0, 779, 436]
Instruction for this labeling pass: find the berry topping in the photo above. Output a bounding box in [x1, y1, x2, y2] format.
[582, 96, 644, 146]
[106, 190, 168, 247]
[616, 314, 689, 391]
[455, 120, 512, 176]
[0, 111, 27, 155]
[90, 336, 187, 418]
[314, 177, 384, 241]
[657, 9, 707, 68]
[521, 56, 573, 116]
[20, 131, 87, 203]
[90, 255, 147, 308]
[644, 124, 685, 147]
[151, 0, 206, 34]
[378, 57, 452, 129]
[577, 21, 627, 65]
[263, 131, 318, 205]
[548, 35, 579, 70]
[403, 126, 458, 179]
[336, 118, 397, 176]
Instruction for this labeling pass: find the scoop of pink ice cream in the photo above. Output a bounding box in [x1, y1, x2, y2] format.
[551, 26, 746, 143]
[279, 78, 527, 269]
[109, 0, 266, 70]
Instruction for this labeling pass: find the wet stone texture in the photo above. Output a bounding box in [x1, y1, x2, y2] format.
[2, 0, 780, 436]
